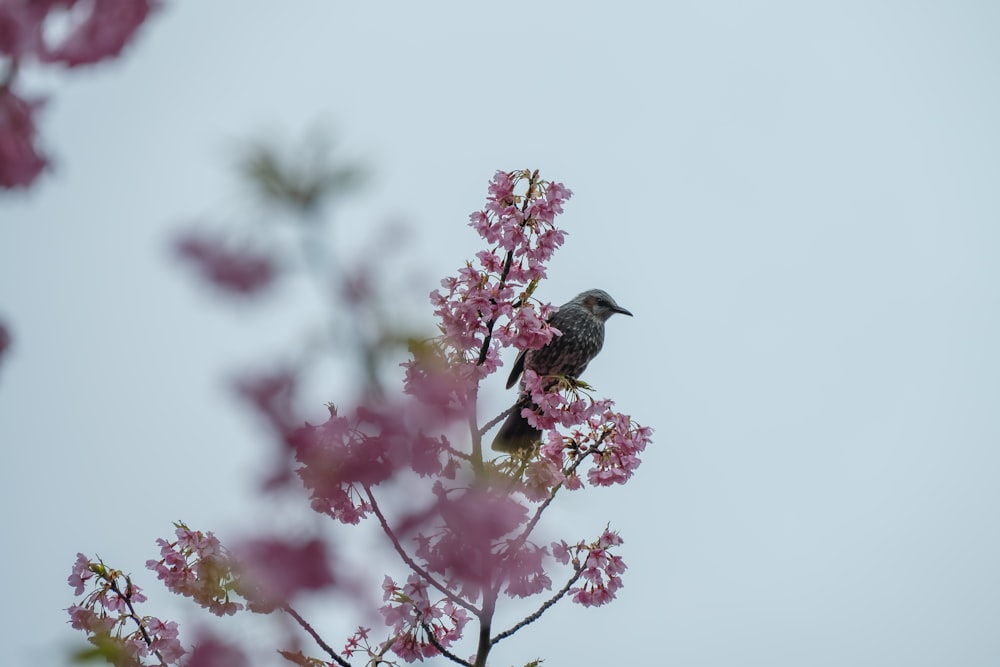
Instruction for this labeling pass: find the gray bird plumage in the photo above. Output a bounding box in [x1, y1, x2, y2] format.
[491, 289, 632, 453]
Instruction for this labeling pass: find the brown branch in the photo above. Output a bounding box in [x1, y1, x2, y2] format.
[108, 576, 169, 667]
[282, 604, 350, 667]
[505, 452, 587, 556]
[469, 403, 484, 476]
[364, 485, 479, 615]
[479, 405, 515, 437]
[473, 594, 497, 667]
[445, 443, 473, 461]
[421, 622, 473, 667]
[486, 445, 592, 608]
[491, 563, 585, 645]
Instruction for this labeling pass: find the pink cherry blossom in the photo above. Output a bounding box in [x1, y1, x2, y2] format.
[551, 540, 572, 565]
[564, 527, 628, 608]
[432, 170, 571, 375]
[502, 542, 552, 598]
[521, 458, 565, 501]
[67, 552, 94, 595]
[379, 573, 471, 662]
[145, 617, 185, 664]
[67, 553, 188, 665]
[66, 603, 114, 634]
[146, 524, 244, 616]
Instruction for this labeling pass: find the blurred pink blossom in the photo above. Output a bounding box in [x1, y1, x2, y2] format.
[0, 86, 47, 188]
[0, 2, 48, 58]
[175, 232, 278, 295]
[234, 537, 335, 611]
[42, 0, 159, 67]
[1, 0, 159, 189]
[186, 635, 249, 667]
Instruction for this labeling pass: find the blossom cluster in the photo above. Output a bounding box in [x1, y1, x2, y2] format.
[428, 170, 570, 379]
[374, 574, 471, 663]
[499, 541, 553, 599]
[67, 553, 185, 666]
[510, 369, 654, 497]
[553, 527, 627, 607]
[291, 403, 458, 525]
[0, 0, 158, 189]
[145, 523, 244, 617]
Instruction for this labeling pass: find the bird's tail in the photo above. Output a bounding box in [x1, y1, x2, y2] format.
[490, 395, 543, 453]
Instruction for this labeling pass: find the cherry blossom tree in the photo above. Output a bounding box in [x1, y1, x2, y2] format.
[4, 4, 653, 664]
[65, 168, 653, 667]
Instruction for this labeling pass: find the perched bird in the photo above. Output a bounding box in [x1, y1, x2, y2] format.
[491, 289, 633, 453]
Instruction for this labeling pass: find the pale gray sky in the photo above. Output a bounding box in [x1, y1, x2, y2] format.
[2, 2, 999, 665]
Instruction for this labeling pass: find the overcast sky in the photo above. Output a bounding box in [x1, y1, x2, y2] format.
[2, 2, 999, 666]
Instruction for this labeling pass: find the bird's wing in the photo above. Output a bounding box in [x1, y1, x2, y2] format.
[505, 349, 527, 389]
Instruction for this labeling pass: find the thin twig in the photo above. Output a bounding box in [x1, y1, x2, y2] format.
[507, 453, 586, 553]
[364, 485, 479, 615]
[108, 577, 169, 667]
[421, 622, 473, 667]
[490, 563, 585, 645]
[487, 451, 590, 605]
[479, 406, 515, 437]
[282, 604, 350, 667]
[445, 444, 473, 461]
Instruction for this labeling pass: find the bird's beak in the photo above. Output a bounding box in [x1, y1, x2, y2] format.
[614, 305, 633, 317]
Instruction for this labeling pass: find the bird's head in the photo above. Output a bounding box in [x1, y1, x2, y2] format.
[575, 289, 633, 322]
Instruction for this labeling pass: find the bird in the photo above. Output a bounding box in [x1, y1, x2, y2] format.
[491, 289, 632, 453]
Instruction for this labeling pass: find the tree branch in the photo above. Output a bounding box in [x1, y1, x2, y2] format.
[421, 623, 473, 667]
[473, 594, 496, 667]
[364, 485, 479, 615]
[282, 604, 350, 667]
[469, 403, 484, 476]
[491, 563, 585, 645]
[507, 452, 587, 556]
[479, 405, 515, 437]
[108, 576, 169, 667]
